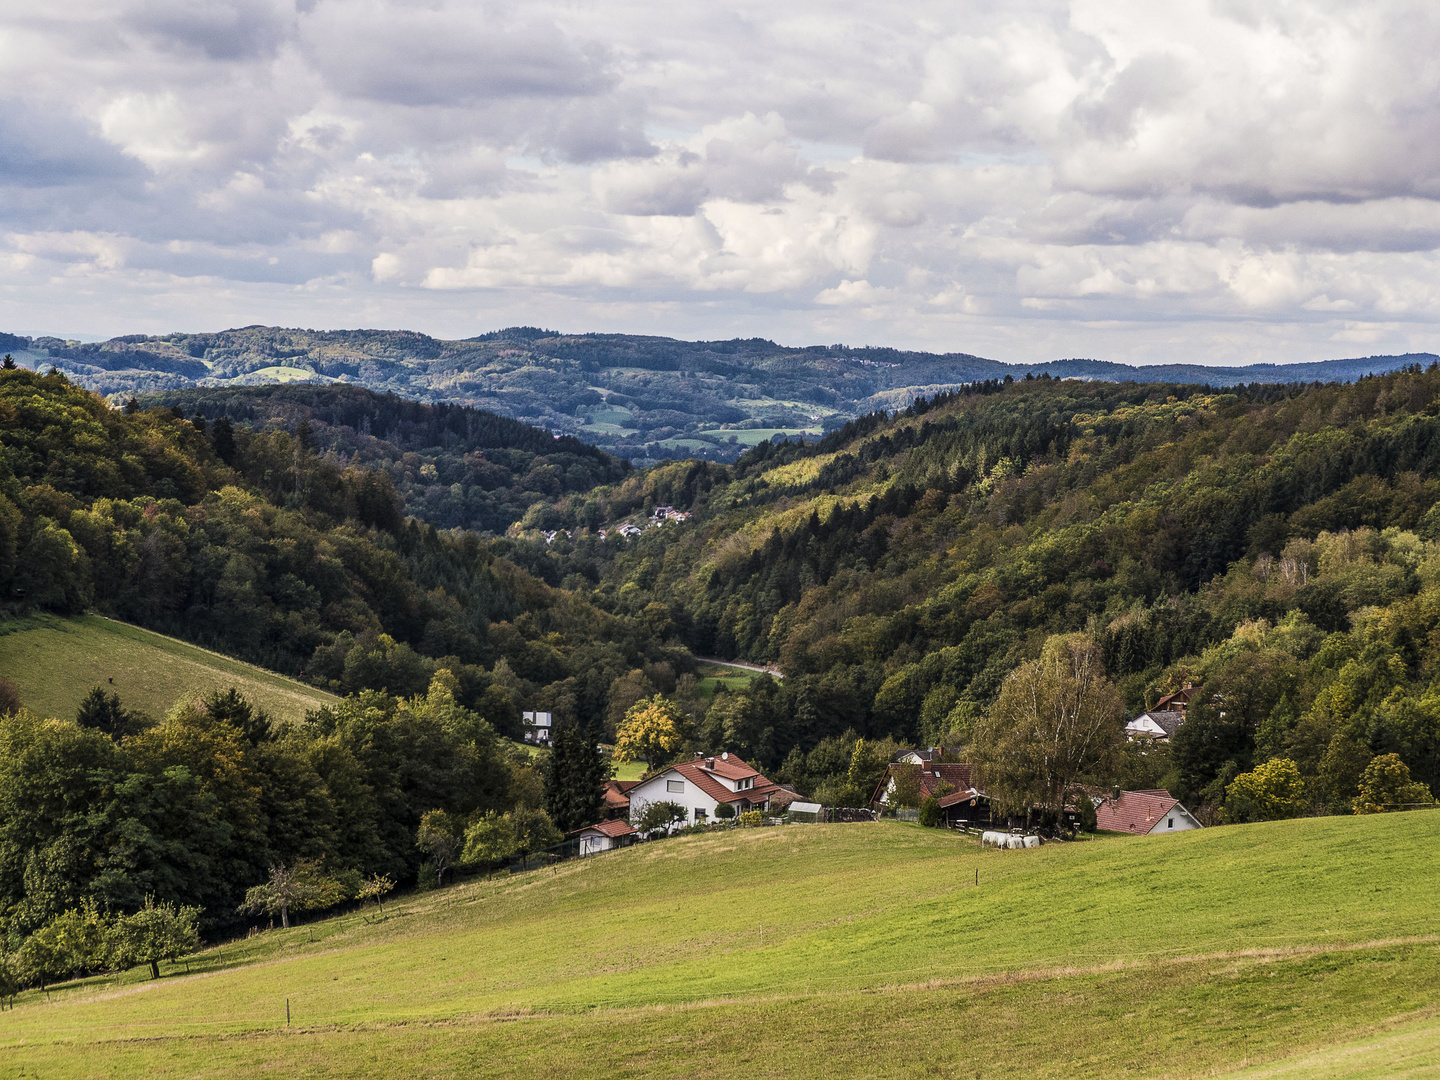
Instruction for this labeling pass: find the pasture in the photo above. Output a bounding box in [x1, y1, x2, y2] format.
[694, 660, 762, 699]
[2, 812, 1439, 1078]
[0, 614, 336, 723]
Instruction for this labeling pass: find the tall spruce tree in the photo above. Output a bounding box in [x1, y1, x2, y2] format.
[543, 720, 608, 833]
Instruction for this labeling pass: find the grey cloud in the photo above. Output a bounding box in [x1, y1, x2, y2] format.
[125, 0, 295, 60]
[7, 0, 1440, 364]
[0, 100, 147, 189]
[303, 5, 612, 106]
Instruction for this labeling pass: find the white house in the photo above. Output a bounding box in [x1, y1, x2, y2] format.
[573, 818, 638, 856]
[522, 710, 552, 746]
[626, 752, 782, 826]
[1094, 789, 1203, 834]
[1124, 710, 1185, 742]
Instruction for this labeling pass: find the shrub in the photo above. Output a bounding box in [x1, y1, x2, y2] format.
[739, 810, 762, 827]
[1353, 754, 1435, 814]
[715, 802, 735, 819]
[1223, 758, 1309, 823]
[917, 795, 941, 828]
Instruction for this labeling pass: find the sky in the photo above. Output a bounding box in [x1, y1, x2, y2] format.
[3, 0, 1440, 364]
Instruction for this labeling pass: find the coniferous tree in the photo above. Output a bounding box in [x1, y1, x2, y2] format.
[75, 687, 142, 741]
[543, 720, 607, 833]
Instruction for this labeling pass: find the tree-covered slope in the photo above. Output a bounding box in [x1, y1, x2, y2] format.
[139, 384, 630, 534]
[4, 325, 1431, 464]
[0, 368, 685, 736]
[525, 367, 1440, 816]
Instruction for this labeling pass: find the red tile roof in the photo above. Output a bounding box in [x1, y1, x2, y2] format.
[1094, 790, 1182, 834]
[665, 754, 782, 806]
[602, 780, 633, 810]
[698, 754, 759, 781]
[574, 818, 638, 838]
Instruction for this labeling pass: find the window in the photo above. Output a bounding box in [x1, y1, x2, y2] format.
[666, 779, 684, 793]
[1167, 818, 1174, 829]
[694, 807, 707, 821]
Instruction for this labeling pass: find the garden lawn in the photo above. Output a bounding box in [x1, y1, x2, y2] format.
[3, 813, 1439, 1078]
[0, 614, 336, 723]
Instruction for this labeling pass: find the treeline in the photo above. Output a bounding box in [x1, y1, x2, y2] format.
[0, 677, 522, 942]
[0, 368, 685, 738]
[144, 384, 630, 535]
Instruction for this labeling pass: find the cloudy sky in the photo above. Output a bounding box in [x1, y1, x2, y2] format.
[3, 0, 1440, 363]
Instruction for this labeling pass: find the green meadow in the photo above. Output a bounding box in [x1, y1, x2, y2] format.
[694, 660, 760, 700]
[3, 813, 1438, 1078]
[0, 614, 336, 723]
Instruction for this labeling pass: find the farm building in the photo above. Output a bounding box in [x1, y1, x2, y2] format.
[572, 818, 639, 856]
[625, 752, 783, 825]
[1094, 790, 1203, 834]
[1154, 682, 1201, 716]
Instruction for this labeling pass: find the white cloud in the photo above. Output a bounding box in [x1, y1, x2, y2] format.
[2, 0, 1440, 363]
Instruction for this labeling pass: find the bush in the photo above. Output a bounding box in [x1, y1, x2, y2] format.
[917, 796, 941, 828]
[715, 802, 735, 819]
[1353, 754, 1435, 814]
[739, 810, 762, 827]
[1223, 758, 1309, 823]
[635, 800, 688, 836]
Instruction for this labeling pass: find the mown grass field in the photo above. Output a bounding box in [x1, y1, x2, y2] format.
[694, 660, 759, 700]
[3, 813, 1439, 1078]
[0, 614, 336, 723]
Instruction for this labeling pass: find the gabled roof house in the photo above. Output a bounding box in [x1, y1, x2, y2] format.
[625, 752, 782, 826]
[1094, 789, 1203, 835]
[1125, 709, 1185, 741]
[572, 818, 639, 856]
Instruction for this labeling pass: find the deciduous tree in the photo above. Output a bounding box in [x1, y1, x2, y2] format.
[972, 635, 1124, 821]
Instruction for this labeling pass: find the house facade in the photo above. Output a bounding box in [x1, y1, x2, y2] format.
[522, 710, 552, 746]
[1124, 709, 1185, 741]
[573, 818, 639, 856]
[1094, 789, 1203, 834]
[625, 752, 782, 825]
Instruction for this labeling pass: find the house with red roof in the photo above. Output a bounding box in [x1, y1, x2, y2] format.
[625, 752, 783, 826]
[601, 779, 639, 821]
[1094, 789, 1203, 835]
[572, 818, 639, 856]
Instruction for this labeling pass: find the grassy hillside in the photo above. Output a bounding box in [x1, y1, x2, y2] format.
[0, 614, 336, 723]
[2, 813, 1438, 1078]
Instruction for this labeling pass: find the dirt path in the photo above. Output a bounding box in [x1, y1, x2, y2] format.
[696, 657, 784, 679]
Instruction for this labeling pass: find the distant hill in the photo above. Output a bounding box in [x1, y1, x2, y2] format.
[143, 383, 631, 534]
[4, 325, 1432, 464]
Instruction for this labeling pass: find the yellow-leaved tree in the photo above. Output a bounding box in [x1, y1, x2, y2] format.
[614, 695, 684, 765]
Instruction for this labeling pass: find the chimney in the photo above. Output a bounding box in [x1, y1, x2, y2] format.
[705, 757, 715, 769]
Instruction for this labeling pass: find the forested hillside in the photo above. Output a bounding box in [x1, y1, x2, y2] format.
[521, 367, 1440, 816]
[6, 362, 1440, 948]
[3, 325, 1430, 465]
[140, 384, 630, 534]
[0, 368, 684, 729]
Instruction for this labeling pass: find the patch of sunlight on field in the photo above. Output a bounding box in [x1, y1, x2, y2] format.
[0, 614, 336, 722]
